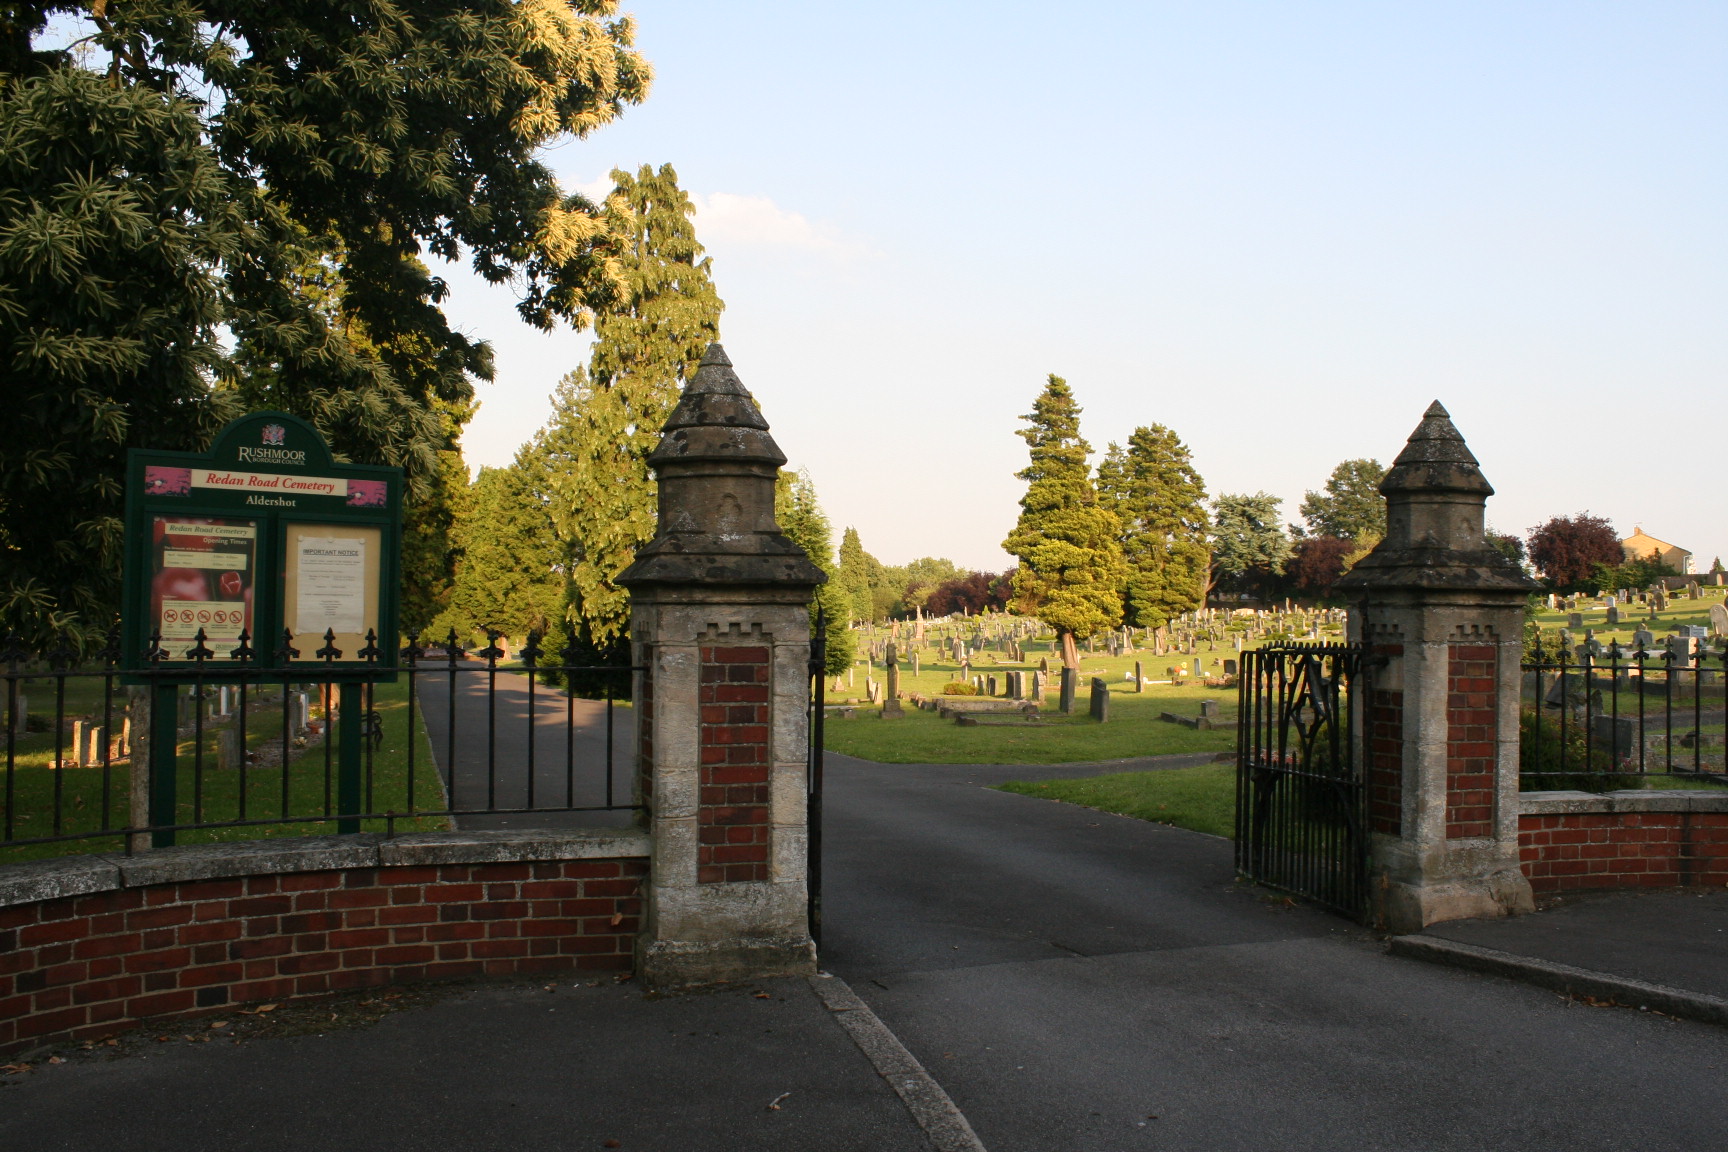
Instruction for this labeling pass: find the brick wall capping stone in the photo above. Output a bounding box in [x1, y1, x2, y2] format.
[0, 829, 651, 909]
[378, 827, 649, 866]
[0, 853, 121, 907]
[1519, 789, 1728, 817]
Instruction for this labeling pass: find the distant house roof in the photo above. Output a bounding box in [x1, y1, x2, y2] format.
[1621, 527, 1691, 563]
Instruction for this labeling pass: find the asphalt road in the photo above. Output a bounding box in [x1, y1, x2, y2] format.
[414, 664, 637, 830]
[820, 753, 1728, 1152]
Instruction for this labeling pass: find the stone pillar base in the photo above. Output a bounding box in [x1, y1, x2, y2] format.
[637, 935, 816, 990]
[1375, 865, 1534, 935]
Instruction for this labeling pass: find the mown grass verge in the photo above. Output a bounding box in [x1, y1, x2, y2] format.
[997, 762, 1237, 838]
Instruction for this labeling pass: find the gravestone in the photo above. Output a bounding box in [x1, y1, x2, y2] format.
[1606, 604, 1620, 626]
[71, 720, 86, 768]
[1199, 699, 1220, 720]
[1567, 612, 1584, 629]
[1633, 626, 1655, 651]
[1088, 677, 1109, 722]
[1059, 668, 1076, 714]
[1710, 602, 1728, 638]
[881, 642, 904, 719]
[1133, 660, 1143, 692]
[986, 675, 997, 697]
[217, 727, 241, 771]
[1191, 657, 1202, 677]
[1223, 658, 1238, 676]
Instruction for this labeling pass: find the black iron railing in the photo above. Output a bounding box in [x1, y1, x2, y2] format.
[1522, 635, 1728, 790]
[1, 627, 639, 859]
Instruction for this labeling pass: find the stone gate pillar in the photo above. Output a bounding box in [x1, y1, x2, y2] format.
[617, 344, 825, 988]
[1338, 402, 1537, 933]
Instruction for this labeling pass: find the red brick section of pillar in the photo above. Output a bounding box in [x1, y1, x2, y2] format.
[1337, 402, 1538, 933]
[617, 344, 826, 989]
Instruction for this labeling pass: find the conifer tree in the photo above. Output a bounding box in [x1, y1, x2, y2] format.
[834, 528, 875, 624]
[1095, 425, 1210, 630]
[1210, 492, 1292, 600]
[444, 458, 563, 644]
[776, 472, 855, 675]
[1002, 375, 1126, 669]
[541, 164, 723, 655]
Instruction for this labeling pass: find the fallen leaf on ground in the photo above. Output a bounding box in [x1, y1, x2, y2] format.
[209, 1021, 229, 1030]
[46, 1056, 63, 1064]
[767, 1091, 791, 1111]
[1, 1064, 32, 1075]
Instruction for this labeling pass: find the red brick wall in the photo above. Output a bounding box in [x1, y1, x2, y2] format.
[1367, 688, 1404, 835]
[698, 645, 772, 884]
[1519, 812, 1728, 894]
[0, 858, 644, 1057]
[1446, 644, 1498, 838]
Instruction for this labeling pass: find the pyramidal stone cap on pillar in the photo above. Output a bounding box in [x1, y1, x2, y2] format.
[1337, 401, 1535, 593]
[616, 344, 826, 588]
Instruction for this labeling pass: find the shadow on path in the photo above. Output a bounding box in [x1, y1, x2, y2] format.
[414, 664, 637, 831]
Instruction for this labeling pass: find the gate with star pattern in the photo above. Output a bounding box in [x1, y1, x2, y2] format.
[1235, 642, 1369, 920]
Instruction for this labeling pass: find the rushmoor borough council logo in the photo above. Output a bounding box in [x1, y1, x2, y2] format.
[261, 423, 287, 446]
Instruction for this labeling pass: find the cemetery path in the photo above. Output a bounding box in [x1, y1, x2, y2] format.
[821, 752, 1728, 1152]
[414, 664, 636, 830]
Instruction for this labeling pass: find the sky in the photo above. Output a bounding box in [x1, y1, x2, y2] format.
[440, 1, 1728, 574]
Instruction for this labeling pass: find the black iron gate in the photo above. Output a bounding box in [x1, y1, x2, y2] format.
[806, 610, 827, 949]
[1235, 642, 1368, 919]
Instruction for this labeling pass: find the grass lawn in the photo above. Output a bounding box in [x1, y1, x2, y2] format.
[997, 763, 1237, 838]
[1, 677, 450, 864]
[1529, 586, 1728, 653]
[823, 627, 1264, 764]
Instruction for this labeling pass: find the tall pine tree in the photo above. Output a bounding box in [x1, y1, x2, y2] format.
[541, 164, 723, 656]
[1096, 425, 1210, 630]
[443, 457, 563, 645]
[1002, 375, 1126, 669]
[834, 528, 875, 624]
[776, 471, 855, 676]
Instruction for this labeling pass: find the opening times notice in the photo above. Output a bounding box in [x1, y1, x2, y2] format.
[152, 519, 256, 658]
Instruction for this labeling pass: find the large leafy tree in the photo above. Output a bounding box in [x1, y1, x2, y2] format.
[1527, 513, 1621, 590]
[775, 470, 854, 676]
[1, 1, 649, 643]
[1095, 425, 1210, 630]
[1002, 375, 1126, 669]
[541, 163, 722, 655]
[1298, 458, 1387, 541]
[1210, 492, 1292, 600]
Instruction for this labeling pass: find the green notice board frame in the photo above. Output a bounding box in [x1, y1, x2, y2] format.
[122, 410, 402, 676]
[121, 412, 403, 845]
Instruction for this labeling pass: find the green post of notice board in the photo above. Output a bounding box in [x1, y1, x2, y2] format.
[122, 412, 402, 845]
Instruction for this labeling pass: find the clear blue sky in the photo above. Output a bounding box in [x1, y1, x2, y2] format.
[444, 1, 1728, 572]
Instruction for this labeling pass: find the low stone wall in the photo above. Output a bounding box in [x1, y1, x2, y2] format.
[1518, 791, 1728, 894]
[0, 828, 648, 1056]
